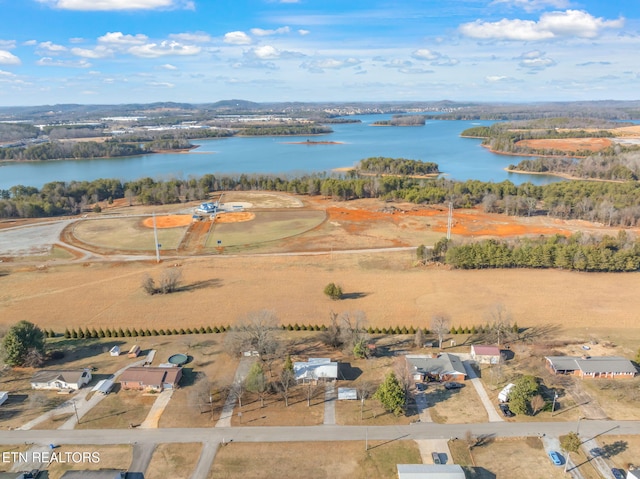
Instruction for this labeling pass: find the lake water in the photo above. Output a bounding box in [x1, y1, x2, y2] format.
[0, 115, 562, 190]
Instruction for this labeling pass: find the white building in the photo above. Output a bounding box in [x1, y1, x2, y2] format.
[294, 358, 338, 382]
[31, 369, 92, 391]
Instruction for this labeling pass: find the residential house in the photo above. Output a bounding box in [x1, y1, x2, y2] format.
[397, 464, 466, 479]
[627, 469, 640, 479]
[294, 358, 338, 382]
[30, 369, 92, 391]
[470, 345, 502, 365]
[406, 354, 467, 383]
[119, 366, 182, 392]
[545, 356, 637, 379]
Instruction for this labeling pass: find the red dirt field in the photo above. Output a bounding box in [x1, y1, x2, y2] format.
[214, 212, 256, 223]
[142, 215, 193, 228]
[515, 137, 612, 153]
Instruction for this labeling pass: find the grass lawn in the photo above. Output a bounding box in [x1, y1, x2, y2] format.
[450, 437, 568, 479]
[208, 440, 421, 479]
[44, 445, 131, 479]
[75, 389, 156, 429]
[145, 443, 202, 479]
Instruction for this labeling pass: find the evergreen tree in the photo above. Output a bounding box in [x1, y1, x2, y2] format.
[373, 372, 406, 416]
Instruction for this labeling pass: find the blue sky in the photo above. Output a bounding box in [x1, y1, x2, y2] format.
[0, 0, 638, 105]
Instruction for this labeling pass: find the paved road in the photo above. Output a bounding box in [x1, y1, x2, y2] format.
[190, 442, 220, 479]
[323, 382, 336, 425]
[2, 420, 637, 446]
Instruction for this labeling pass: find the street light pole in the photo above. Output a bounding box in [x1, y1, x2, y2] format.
[576, 416, 585, 436]
[551, 391, 558, 416]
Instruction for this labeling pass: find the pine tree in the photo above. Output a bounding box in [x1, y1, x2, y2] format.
[373, 372, 406, 416]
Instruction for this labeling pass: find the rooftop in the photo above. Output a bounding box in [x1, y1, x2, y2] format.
[546, 356, 637, 374]
[406, 354, 467, 377]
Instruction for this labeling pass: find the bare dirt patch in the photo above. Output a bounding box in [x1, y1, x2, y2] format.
[214, 212, 256, 223]
[142, 215, 193, 228]
[208, 441, 421, 479]
[515, 137, 613, 153]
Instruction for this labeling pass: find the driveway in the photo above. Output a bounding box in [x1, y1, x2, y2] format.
[462, 360, 503, 423]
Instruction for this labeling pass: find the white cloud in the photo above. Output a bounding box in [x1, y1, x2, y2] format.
[251, 45, 281, 60]
[23, 40, 38, 46]
[0, 40, 17, 50]
[36, 57, 91, 68]
[169, 32, 212, 43]
[250, 26, 290, 37]
[485, 75, 518, 82]
[460, 10, 624, 41]
[301, 58, 361, 73]
[37, 41, 68, 54]
[412, 49, 441, 61]
[298, 29, 310, 36]
[128, 41, 201, 58]
[161, 63, 178, 70]
[98, 32, 149, 45]
[147, 81, 175, 87]
[518, 50, 556, 69]
[224, 31, 252, 45]
[36, 0, 193, 11]
[71, 46, 113, 59]
[0, 51, 21, 65]
[69, 38, 85, 44]
[490, 0, 570, 12]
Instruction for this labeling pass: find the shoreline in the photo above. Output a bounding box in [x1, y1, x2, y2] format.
[504, 167, 627, 183]
[331, 167, 440, 179]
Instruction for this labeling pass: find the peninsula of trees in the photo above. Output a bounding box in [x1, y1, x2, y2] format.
[356, 157, 440, 176]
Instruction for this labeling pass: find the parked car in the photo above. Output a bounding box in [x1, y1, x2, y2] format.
[499, 403, 515, 417]
[611, 468, 625, 479]
[444, 382, 463, 390]
[431, 452, 441, 464]
[416, 383, 426, 391]
[548, 451, 563, 466]
[589, 447, 603, 457]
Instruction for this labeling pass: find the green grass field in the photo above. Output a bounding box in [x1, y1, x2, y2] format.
[205, 210, 326, 249]
[72, 217, 188, 251]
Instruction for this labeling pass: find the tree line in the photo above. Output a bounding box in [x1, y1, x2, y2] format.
[4, 170, 640, 228]
[444, 232, 640, 272]
[357, 157, 440, 176]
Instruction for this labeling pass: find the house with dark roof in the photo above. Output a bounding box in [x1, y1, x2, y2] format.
[119, 366, 182, 392]
[30, 369, 92, 391]
[406, 353, 467, 383]
[470, 345, 502, 365]
[545, 356, 637, 379]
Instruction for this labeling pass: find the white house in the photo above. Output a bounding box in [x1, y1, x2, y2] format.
[294, 358, 338, 382]
[0, 392, 7, 406]
[109, 345, 120, 357]
[31, 369, 92, 391]
[627, 469, 640, 479]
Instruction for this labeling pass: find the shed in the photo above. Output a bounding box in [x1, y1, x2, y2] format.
[498, 383, 515, 403]
[0, 392, 7, 406]
[144, 349, 156, 366]
[109, 346, 120, 357]
[91, 379, 115, 395]
[127, 344, 141, 358]
[397, 464, 466, 479]
[470, 345, 501, 365]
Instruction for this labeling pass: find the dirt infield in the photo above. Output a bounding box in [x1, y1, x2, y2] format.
[214, 212, 256, 223]
[515, 137, 613, 153]
[142, 215, 193, 228]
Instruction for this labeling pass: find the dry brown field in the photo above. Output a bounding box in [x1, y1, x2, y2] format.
[208, 440, 421, 479]
[515, 137, 613, 153]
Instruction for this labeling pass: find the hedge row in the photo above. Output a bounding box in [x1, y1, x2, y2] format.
[46, 323, 514, 339]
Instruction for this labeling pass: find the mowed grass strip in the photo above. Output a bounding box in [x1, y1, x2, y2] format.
[72, 217, 187, 251]
[208, 441, 422, 479]
[206, 210, 326, 248]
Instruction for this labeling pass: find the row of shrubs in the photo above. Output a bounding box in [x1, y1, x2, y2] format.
[46, 323, 517, 339]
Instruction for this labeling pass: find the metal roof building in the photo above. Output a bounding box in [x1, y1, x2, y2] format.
[545, 356, 637, 379]
[406, 354, 467, 382]
[397, 464, 466, 479]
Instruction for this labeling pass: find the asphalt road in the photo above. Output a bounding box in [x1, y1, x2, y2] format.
[1, 420, 637, 446]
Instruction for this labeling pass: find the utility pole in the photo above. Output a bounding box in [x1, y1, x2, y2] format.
[72, 400, 80, 424]
[446, 201, 453, 240]
[551, 391, 558, 416]
[152, 212, 160, 263]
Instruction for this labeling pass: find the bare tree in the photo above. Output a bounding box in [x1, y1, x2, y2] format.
[278, 368, 296, 407]
[485, 303, 514, 347]
[188, 373, 216, 418]
[356, 381, 374, 421]
[431, 313, 451, 350]
[320, 311, 343, 349]
[339, 310, 369, 356]
[414, 328, 424, 349]
[159, 268, 182, 294]
[530, 394, 545, 416]
[304, 377, 321, 407]
[226, 379, 246, 409]
[393, 357, 414, 405]
[225, 310, 280, 360]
